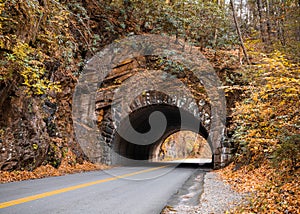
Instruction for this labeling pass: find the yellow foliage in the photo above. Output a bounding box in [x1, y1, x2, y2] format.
[4, 40, 61, 95]
[232, 49, 300, 164]
[0, 0, 77, 96]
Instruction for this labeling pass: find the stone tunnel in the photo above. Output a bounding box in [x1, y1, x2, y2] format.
[72, 35, 232, 169]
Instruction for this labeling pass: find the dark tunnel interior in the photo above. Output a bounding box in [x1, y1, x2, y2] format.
[112, 104, 209, 163]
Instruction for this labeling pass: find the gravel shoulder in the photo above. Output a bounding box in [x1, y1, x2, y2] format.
[162, 170, 246, 214]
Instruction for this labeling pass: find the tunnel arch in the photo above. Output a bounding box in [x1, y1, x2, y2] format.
[72, 34, 231, 169]
[111, 103, 210, 164]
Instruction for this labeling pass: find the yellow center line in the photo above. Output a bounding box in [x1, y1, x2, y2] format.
[0, 165, 169, 209]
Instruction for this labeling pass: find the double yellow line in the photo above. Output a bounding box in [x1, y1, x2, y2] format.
[0, 165, 168, 209]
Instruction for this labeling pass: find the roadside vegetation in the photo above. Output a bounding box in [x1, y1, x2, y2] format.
[219, 42, 300, 213]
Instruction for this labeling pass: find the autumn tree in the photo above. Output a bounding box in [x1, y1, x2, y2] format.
[230, 0, 250, 64]
[237, 0, 300, 57]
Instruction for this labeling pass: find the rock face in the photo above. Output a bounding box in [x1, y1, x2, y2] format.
[0, 75, 85, 171]
[0, 95, 50, 171]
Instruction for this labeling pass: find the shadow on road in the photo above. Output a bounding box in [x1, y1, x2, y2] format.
[113, 160, 213, 170]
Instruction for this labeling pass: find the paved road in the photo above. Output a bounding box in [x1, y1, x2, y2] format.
[0, 163, 204, 214]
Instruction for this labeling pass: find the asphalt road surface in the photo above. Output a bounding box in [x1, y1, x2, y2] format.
[0, 163, 206, 214]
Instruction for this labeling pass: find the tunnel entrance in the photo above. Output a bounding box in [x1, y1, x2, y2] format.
[73, 35, 231, 169]
[111, 104, 210, 165]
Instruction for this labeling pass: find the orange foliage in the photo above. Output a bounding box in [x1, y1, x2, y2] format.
[0, 151, 109, 183]
[218, 162, 300, 213]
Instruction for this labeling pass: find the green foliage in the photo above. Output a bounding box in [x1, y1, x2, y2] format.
[125, 0, 237, 48]
[273, 135, 300, 169]
[46, 143, 61, 168]
[157, 58, 185, 74]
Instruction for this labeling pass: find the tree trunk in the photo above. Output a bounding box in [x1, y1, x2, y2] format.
[213, 0, 222, 47]
[279, 0, 286, 46]
[230, 0, 251, 65]
[265, 0, 272, 42]
[256, 0, 267, 43]
[240, 0, 243, 18]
